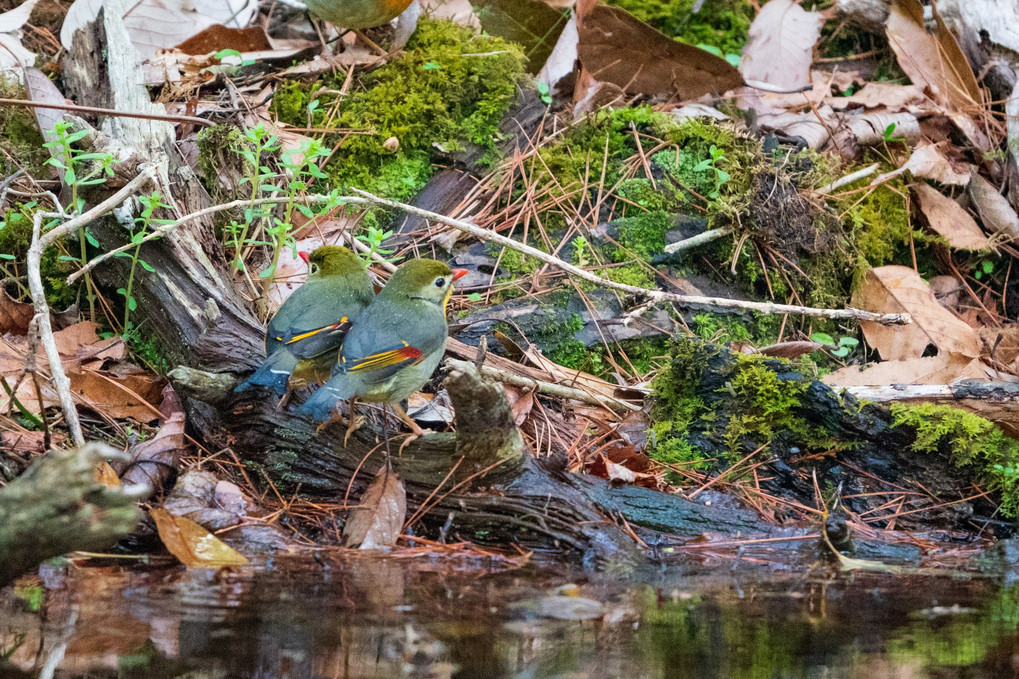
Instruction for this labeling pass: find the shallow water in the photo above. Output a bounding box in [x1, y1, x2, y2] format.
[3, 553, 1019, 679]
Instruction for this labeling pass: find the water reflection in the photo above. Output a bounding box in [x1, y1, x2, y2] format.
[2, 555, 1019, 678]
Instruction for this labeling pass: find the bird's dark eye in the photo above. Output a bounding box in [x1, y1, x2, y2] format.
[435, 277, 446, 288]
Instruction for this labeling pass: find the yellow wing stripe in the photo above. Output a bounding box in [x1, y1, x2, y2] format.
[284, 317, 349, 345]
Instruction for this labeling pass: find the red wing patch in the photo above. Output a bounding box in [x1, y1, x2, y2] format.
[346, 344, 423, 372]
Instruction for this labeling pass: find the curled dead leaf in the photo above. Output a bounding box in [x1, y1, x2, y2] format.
[150, 507, 248, 569]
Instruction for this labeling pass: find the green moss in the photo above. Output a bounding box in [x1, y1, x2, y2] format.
[537, 312, 592, 371]
[195, 125, 250, 201]
[0, 76, 49, 176]
[649, 339, 715, 472]
[616, 336, 672, 375]
[650, 338, 839, 476]
[272, 19, 526, 206]
[124, 328, 170, 375]
[891, 403, 1019, 517]
[0, 203, 77, 309]
[490, 243, 542, 275]
[603, 262, 656, 288]
[691, 311, 782, 346]
[616, 211, 670, 259]
[849, 179, 916, 267]
[605, 0, 753, 55]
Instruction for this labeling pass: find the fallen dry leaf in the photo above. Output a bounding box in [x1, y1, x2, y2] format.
[175, 24, 272, 55]
[503, 385, 535, 426]
[420, 0, 480, 29]
[577, 5, 743, 99]
[758, 341, 824, 359]
[121, 411, 185, 490]
[853, 265, 980, 360]
[828, 82, 927, 111]
[1, 428, 51, 455]
[913, 182, 990, 250]
[94, 460, 122, 488]
[61, 0, 258, 82]
[0, 321, 161, 421]
[151, 508, 248, 569]
[740, 0, 822, 91]
[885, 0, 981, 114]
[343, 466, 406, 549]
[23, 66, 65, 146]
[968, 173, 1019, 241]
[0, 286, 33, 335]
[0, 0, 39, 71]
[68, 368, 164, 423]
[899, 143, 973, 187]
[824, 353, 987, 387]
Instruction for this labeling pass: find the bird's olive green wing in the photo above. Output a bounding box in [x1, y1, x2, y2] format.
[266, 274, 372, 359]
[338, 298, 446, 382]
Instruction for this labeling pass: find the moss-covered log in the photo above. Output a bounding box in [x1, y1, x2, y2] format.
[649, 338, 1019, 534]
[0, 444, 141, 587]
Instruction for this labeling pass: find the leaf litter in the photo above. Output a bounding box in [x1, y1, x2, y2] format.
[2, 0, 1019, 569]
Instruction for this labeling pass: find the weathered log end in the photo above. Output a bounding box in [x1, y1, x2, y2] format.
[0, 444, 144, 586]
[444, 363, 525, 483]
[169, 366, 241, 403]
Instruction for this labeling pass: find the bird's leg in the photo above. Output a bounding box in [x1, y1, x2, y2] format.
[343, 398, 363, 448]
[353, 30, 387, 56]
[381, 404, 392, 460]
[313, 404, 341, 435]
[391, 402, 431, 454]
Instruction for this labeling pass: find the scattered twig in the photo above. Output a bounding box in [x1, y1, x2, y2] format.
[815, 163, 880, 195]
[345, 189, 911, 325]
[0, 97, 215, 128]
[445, 357, 640, 413]
[663, 227, 732, 254]
[26, 165, 158, 447]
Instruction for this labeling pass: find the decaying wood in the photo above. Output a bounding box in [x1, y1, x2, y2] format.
[842, 381, 1019, 435]
[0, 444, 143, 587]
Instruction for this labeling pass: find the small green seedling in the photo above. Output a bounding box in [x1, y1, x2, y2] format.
[974, 259, 995, 280]
[883, 123, 905, 143]
[692, 144, 730, 199]
[536, 81, 553, 105]
[356, 225, 401, 264]
[811, 332, 860, 358]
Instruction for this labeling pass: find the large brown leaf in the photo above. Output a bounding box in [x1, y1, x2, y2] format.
[740, 0, 822, 91]
[886, 0, 981, 113]
[913, 182, 990, 251]
[824, 353, 987, 387]
[343, 466, 406, 549]
[577, 5, 743, 99]
[853, 265, 980, 360]
[0, 287, 33, 335]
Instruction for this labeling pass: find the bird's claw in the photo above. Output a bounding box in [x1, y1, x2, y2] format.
[343, 415, 365, 448]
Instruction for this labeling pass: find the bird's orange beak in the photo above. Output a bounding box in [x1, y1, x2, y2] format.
[451, 268, 469, 282]
[298, 251, 311, 264]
